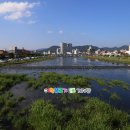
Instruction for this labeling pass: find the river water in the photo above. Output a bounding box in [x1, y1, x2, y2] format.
[1, 57, 130, 112]
[1, 57, 130, 83]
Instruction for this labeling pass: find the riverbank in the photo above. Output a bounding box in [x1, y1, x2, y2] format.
[86, 56, 130, 65]
[0, 56, 54, 67]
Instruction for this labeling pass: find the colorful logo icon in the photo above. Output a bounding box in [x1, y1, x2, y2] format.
[68, 88, 76, 93]
[49, 88, 54, 94]
[58, 88, 63, 93]
[54, 88, 59, 93]
[44, 87, 91, 94]
[84, 88, 91, 94]
[76, 88, 83, 93]
[44, 88, 48, 93]
[63, 88, 68, 93]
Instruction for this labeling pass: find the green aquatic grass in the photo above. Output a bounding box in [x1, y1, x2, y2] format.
[95, 78, 107, 86]
[88, 77, 107, 86]
[110, 93, 121, 101]
[0, 74, 27, 92]
[66, 98, 129, 130]
[108, 80, 129, 90]
[102, 88, 110, 93]
[0, 92, 17, 120]
[27, 97, 130, 130]
[27, 72, 91, 89]
[42, 72, 91, 87]
[28, 99, 62, 130]
[87, 77, 130, 91]
[60, 94, 87, 105]
[0, 74, 27, 130]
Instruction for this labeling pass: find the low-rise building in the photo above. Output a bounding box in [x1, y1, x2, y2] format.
[125, 45, 130, 55]
[56, 48, 61, 55]
[72, 48, 79, 55]
[0, 50, 8, 58]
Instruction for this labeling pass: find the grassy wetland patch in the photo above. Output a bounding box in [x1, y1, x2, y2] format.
[27, 72, 91, 89]
[27, 97, 130, 130]
[27, 72, 130, 103]
[88, 77, 130, 91]
[110, 92, 121, 101]
[0, 74, 27, 92]
[0, 74, 28, 129]
[0, 72, 130, 129]
[86, 55, 130, 65]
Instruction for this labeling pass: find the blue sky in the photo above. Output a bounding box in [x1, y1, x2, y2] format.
[0, 0, 130, 50]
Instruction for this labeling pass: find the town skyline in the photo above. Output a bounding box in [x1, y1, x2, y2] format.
[0, 42, 130, 63]
[0, 0, 130, 49]
[0, 43, 130, 51]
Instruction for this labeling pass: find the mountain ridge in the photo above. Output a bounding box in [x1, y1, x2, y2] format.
[37, 45, 129, 53]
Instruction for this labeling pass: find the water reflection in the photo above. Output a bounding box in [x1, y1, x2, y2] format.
[24, 57, 125, 66]
[59, 57, 64, 66]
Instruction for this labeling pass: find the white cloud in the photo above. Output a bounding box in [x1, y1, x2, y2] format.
[4, 11, 31, 20]
[58, 30, 63, 34]
[0, 1, 39, 21]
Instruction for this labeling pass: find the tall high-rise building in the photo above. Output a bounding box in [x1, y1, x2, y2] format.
[60, 42, 72, 54]
[61, 43, 67, 54]
[67, 43, 72, 52]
